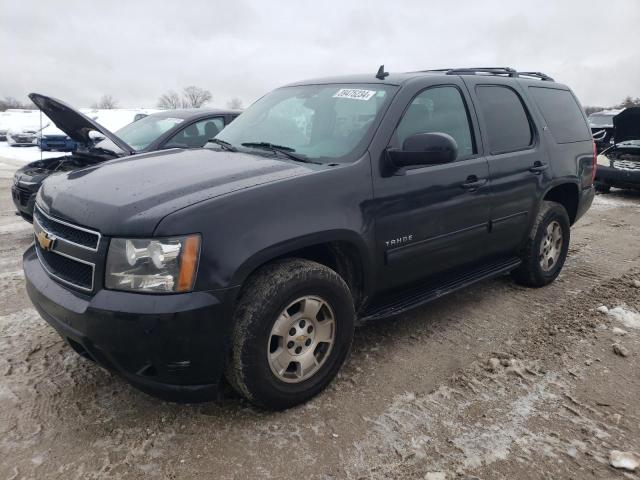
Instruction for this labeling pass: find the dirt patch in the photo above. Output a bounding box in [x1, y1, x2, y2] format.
[1, 163, 640, 480]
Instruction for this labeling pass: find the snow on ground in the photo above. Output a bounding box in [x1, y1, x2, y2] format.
[605, 305, 640, 330]
[592, 192, 640, 209]
[0, 142, 67, 163]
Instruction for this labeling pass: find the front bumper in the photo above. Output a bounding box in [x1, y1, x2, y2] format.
[24, 245, 239, 402]
[596, 165, 640, 190]
[11, 185, 36, 221]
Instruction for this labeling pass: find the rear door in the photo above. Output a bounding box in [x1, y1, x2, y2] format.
[462, 77, 551, 256]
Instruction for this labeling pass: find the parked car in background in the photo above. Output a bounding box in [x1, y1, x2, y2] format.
[11, 93, 240, 221]
[589, 109, 622, 153]
[0, 109, 40, 141]
[6, 123, 42, 146]
[595, 107, 640, 192]
[37, 123, 77, 151]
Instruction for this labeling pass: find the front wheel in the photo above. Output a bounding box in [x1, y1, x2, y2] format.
[511, 201, 570, 288]
[226, 258, 355, 410]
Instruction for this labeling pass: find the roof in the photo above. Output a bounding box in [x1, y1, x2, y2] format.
[284, 67, 559, 88]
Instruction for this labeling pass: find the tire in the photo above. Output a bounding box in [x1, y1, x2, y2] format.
[226, 258, 355, 410]
[511, 201, 570, 288]
[595, 182, 611, 193]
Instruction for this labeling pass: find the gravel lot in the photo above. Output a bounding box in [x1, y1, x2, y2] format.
[1, 155, 639, 479]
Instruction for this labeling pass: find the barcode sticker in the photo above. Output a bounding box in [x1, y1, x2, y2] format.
[333, 89, 377, 101]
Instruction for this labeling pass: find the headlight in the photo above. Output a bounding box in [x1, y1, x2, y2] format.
[596, 154, 610, 167]
[105, 234, 200, 293]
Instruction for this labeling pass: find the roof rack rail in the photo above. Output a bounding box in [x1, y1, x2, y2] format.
[419, 67, 554, 82]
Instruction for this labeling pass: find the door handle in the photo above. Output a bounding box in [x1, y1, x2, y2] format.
[461, 176, 488, 190]
[529, 162, 549, 174]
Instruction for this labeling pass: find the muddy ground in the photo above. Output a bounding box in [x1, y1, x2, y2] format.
[1, 155, 639, 479]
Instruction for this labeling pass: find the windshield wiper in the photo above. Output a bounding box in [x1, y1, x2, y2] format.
[208, 138, 237, 152]
[241, 142, 320, 164]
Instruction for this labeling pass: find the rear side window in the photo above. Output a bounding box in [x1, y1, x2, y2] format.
[528, 87, 592, 143]
[475, 85, 533, 154]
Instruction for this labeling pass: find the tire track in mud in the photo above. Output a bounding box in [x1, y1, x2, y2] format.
[341, 272, 640, 480]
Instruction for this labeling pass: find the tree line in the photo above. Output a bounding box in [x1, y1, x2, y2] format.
[0, 87, 244, 112]
[584, 95, 640, 116]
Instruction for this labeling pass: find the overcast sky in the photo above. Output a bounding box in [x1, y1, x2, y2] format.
[2, 0, 639, 109]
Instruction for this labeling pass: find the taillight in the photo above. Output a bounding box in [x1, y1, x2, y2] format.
[591, 141, 597, 183]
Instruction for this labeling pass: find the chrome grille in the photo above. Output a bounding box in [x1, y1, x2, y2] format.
[33, 205, 100, 292]
[612, 159, 640, 171]
[35, 245, 94, 290]
[34, 206, 100, 250]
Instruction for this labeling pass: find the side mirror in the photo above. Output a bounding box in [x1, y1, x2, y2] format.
[387, 132, 458, 168]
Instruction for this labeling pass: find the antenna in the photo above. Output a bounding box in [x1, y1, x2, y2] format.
[376, 65, 389, 80]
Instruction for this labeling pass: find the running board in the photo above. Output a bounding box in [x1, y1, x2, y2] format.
[359, 257, 521, 322]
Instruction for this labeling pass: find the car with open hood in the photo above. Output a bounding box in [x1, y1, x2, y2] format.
[23, 67, 595, 409]
[595, 107, 640, 192]
[589, 109, 622, 153]
[11, 93, 240, 221]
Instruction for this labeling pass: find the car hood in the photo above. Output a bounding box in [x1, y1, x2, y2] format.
[37, 149, 313, 236]
[614, 107, 640, 144]
[28, 93, 135, 155]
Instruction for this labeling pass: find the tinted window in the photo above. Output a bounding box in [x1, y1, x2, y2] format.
[529, 87, 592, 143]
[395, 86, 475, 159]
[166, 117, 225, 148]
[476, 85, 533, 154]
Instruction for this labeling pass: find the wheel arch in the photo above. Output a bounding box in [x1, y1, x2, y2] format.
[230, 230, 372, 309]
[542, 180, 580, 224]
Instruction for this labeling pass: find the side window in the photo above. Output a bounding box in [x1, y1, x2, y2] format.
[166, 117, 225, 148]
[528, 87, 592, 144]
[475, 85, 533, 154]
[395, 86, 475, 159]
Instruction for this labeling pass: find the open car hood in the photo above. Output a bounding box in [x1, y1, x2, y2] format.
[28, 93, 135, 155]
[614, 107, 640, 144]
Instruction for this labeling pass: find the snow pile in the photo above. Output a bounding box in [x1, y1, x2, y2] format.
[606, 306, 640, 330]
[609, 450, 639, 471]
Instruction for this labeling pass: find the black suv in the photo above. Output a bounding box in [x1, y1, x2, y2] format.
[24, 67, 595, 409]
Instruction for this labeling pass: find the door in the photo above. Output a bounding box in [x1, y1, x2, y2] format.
[463, 79, 550, 256]
[373, 84, 491, 291]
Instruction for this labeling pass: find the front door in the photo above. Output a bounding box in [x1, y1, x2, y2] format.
[372, 83, 491, 291]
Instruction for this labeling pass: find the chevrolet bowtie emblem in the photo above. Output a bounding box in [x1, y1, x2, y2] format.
[36, 230, 56, 251]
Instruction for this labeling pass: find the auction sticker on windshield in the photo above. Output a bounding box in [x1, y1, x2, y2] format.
[333, 89, 377, 101]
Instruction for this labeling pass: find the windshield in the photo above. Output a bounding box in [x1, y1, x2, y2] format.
[215, 84, 396, 162]
[102, 115, 185, 151]
[588, 114, 615, 128]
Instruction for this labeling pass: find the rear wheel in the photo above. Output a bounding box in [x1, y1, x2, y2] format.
[226, 258, 355, 410]
[511, 201, 570, 287]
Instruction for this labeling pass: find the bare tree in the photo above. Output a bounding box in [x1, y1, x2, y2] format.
[616, 96, 640, 109]
[0, 96, 35, 111]
[157, 86, 212, 109]
[226, 97, 243, 110]
[92, 94, 118, 109]
[181, 86, 212, 108]
[157, 90, 182, 109]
